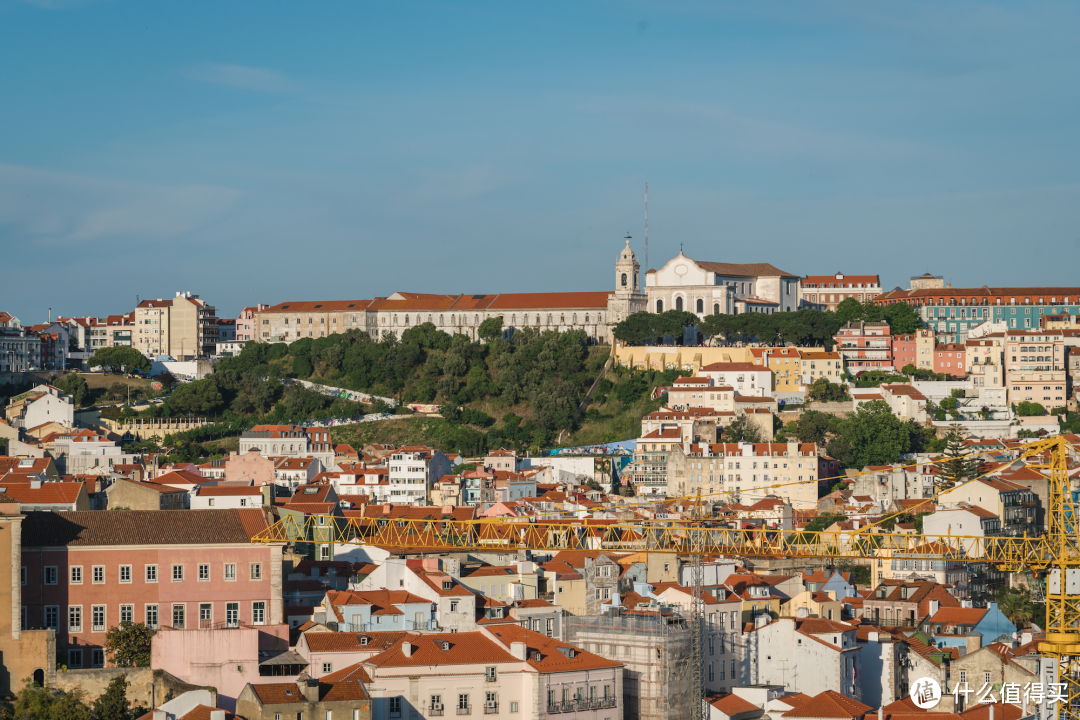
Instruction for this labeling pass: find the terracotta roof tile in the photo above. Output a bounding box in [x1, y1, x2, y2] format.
[365, 631, 519, 668]
[21, 509, 267, 546]
[781, 690, 872, 719]
[485, 625, 623, 672]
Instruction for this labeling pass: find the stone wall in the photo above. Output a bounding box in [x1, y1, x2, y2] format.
[52, 667, 211, 708]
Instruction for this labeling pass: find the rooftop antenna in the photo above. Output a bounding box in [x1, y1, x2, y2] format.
[644, 182, 649, 283]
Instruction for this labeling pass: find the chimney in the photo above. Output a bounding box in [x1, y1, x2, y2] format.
[210, 712, 226, 720]
[928, 599, 940, 618]
[965, 632, 982, 655]
[610, 592, 621, 607]
[402, 642, 413, 658]
[755, 614, 769, 629]
[30, 479, 42, 490]
[303, 677, 319, 704]
[868, 631, 879, 643]
[879, 709, 883, 720]
[511, 641, 527, 660]
[797, 607, 809, 619]
[422, 557, 440, 572]
[1021, 631, 1033, 646]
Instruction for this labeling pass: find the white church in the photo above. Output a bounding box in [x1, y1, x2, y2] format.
[605, 239, 802, 323]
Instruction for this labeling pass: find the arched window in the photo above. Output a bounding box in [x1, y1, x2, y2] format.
[657, 300, 664, 313]
[696, 299, 704, 313]
[439, 315, 444, 325]
[621, 273, 627, 287]
[451, 315, 455, 325]
[547, 314, 553, 325]
[428, 314, 433, 323]
[393, 314, 398, 325]
[585, 314, 590, 323]
[475, 315, 479, 324]
[511, 315, 516, 325]
[713, 304, 720, 315]
[573, 314, 577, 323]
[404, 315, 409, 326]
[676, 296, 683, 311]
[536, 314, 541, 325]
[560, 315, 565, 324]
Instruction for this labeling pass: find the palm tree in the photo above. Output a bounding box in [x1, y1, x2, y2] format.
[995, 587, 1034, 628]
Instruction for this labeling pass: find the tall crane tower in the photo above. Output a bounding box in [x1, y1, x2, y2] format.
[256, 436, 1080, 720]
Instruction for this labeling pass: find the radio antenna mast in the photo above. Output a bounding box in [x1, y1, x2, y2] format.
[644, 182, 649, 285]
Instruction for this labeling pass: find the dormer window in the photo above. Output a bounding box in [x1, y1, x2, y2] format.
[442, 641, 451, 651]
[534, 652, 542, 662]
[361, 636, 369, 646]
[443, 581, 453, 590]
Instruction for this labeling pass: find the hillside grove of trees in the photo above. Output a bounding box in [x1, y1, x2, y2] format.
[142, 324, 680, 457]
[612, 297, 923, 348]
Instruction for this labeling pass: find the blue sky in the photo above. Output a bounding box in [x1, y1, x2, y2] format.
[2, 0, 1079, 323]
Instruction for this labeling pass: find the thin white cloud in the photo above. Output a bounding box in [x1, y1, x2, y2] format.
[0, 163, 241, 244]
[185, 63, 297, 93]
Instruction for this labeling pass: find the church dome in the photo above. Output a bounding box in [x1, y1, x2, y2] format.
[618, 238, 636, 262]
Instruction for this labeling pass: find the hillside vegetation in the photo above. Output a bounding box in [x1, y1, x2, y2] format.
[148, 323, 681, 458]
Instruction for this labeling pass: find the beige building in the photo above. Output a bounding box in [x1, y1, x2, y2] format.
[909, 273, 945, 291]
[133, 292, 218, 359]
[1004, 329, 1070, 408]
[965, 336, 1005, 390]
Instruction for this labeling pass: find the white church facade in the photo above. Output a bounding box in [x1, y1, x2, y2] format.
[642, 252, 801, 317]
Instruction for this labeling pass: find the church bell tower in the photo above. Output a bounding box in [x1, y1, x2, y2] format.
[607, 236, 647, 324]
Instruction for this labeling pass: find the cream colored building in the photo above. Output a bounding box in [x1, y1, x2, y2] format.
[133, 292, 218, 359]
[645, 252, 801, 316]
[1004, 329, 1070, 408]
[965, 336, 1005, 390]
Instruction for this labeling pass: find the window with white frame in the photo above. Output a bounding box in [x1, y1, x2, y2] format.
[92, 605, 106, 632]
[92, 566, 104, 584]
[145, 565, 157, 583]
[119, 565, 131, 583]
[224, 564, 236, 581]
[69, 606, 82, 633]
[120, 605, 134, 624]
[70, 566, 83, 584]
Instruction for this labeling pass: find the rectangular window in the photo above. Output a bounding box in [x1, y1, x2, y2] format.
[92, 566, 104, 584]
[119, 565, 131, 584]
[250, 563, 262, 580]
[45, 606, 59, 630]
[198, 564, 210, 581]
[69, 606, 83, 633]
[120, 605, 133, 624]
[70, 566, 83, 584]
[253, 601, 266, 625]
[390, 698, 402, 718]
[68, 649, 83, 669]
[172, 565, 184, 582]
[92, 648, 105, 668]
[510, 701, 519, 713]
[458, 694, 470, 710]
[145, 565, 157, 583]
[432, 695, 443, 712]
[199, 603, 212, 628]
[224, 564, 236, 581]
[45, 567, 57, 585]
[226, 603, 239, 628]
[172, 604, 185, 629]
[323, 662, 333, 674]
[146, 604, 159, 629]
[92, 605, 106, 632]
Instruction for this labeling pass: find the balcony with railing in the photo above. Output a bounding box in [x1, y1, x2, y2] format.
[457, 706, 471, 716]
[484, 704, 499, 715]
[430, 707, 444, 717]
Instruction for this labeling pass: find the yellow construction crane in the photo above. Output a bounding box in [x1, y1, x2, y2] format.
[254, 435, 1080, 720]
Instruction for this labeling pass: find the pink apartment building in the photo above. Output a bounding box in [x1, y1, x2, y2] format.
[20, 509, 283, 669]
[833, 321, 893, 370]
[236, 305, 268, 343]
[933, 344, 967, 378]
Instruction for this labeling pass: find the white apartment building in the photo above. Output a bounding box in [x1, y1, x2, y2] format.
[5, 385, 74, 430]
[191, 486, 264, 509]
[388, 445, 453, 505]
[238, 424, 335, 467]
[0, 329, 42, 373]
[744, 616, 863, 700]
[133, 292, 218, 359]
[667, 376, 736, 413]
[51, 428, 134, 474]
[699, 362, 774, 397]
[689, 442, 819, 509]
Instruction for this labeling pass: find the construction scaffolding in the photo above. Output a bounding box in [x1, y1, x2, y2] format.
[565, 605, 695, 720]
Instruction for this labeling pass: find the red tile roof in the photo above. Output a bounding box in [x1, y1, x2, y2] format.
[0, 482, 84, 504]
[21, 509, 268, 546]
[303, 631, 408, 653]
[485, 625, 623, 672]
[364, 632, 519, 668]
[781, 690, 872, 719]
[709, 693, 763, 716]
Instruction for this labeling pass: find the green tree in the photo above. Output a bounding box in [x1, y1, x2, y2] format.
[92, 675, 133, 720]
[793, 410, 839, 445]
[803, 514, 845, 532]
[291, 355, 314, 378]
[826, 399, 921, 468]
[806, 377, 850, 403]
[478, 316, 504, 342]
[1016, 401, 1046, 417]
[883, 302, 922, 334]
[166, 379, 224, 415]
[834, 297, 864, 325]
[994, 586, 1035, 628]
[935, 427, 978, 489]
[53, 373, 89, 406]
[721, 415, 763, 443]
[5, 682, 93, 720]
[104, 621, 155, 667]
[901, 364, 917, 375]
[88, 347, 151, 374]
